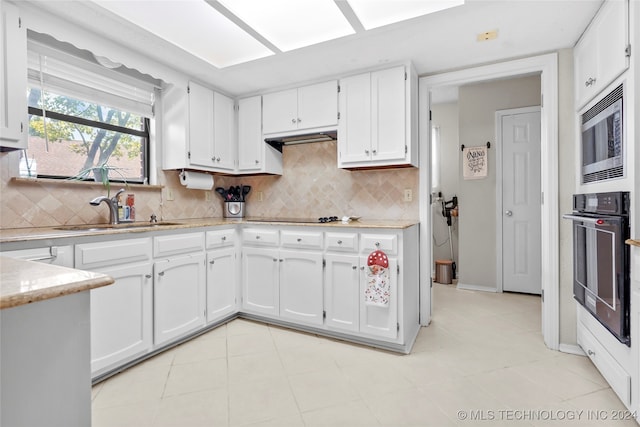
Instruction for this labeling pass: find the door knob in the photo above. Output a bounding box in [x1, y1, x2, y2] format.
[505, 210, 513, 216]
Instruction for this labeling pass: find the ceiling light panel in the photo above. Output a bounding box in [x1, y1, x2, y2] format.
[347, 0, 465, 30]
[91, 0, 274, 68]
[217, 0, 355, 52]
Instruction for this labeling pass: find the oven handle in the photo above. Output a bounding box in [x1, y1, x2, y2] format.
[562, 214, 605, 224]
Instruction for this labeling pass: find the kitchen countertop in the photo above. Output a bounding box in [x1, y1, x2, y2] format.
[0, 217, 419, 243]
[0, 257, 114, 309]
[626, 239, 640, 247]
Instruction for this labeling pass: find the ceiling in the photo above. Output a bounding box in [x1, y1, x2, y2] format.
[24, 0, 603, 97]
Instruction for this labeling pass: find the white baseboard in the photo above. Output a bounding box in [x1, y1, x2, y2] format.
[456, 282, 498, 292]
[558, 343, 585, 356]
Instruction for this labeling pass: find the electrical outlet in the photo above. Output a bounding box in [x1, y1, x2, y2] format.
[205, 191, 211, 202]
[404, 189, 413, 202]
[257, 191, 264, 202]
[166, 188, 174, 201]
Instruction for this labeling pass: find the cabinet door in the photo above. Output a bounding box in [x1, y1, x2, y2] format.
[338, 73, 372, 165]
[188, 81, 215, 168]
[154, 253, 206, 346]
[238, 96, 263, 172]
[206, 247, 236, 323]
[0, 1, 27, 149]
[262, 89, 298, 134]
[90, 262, 153, 376]
[279, 249, 323, 326]
[359, 256, 398, 339]
[297, 80, 338, 130]
[242, 247, 279, 316]
[575, 0, 629, 108]
[324, 254, 360, 332]
[213, 92, 236, 171]
[372, 66, 406, 162]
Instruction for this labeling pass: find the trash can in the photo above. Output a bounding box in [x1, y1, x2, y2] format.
[435, 260, 453, 284]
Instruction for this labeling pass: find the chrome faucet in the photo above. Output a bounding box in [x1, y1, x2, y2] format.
[90, 188, 125, 224]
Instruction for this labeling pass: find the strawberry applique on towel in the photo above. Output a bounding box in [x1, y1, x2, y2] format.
[364, 250, 390, 307]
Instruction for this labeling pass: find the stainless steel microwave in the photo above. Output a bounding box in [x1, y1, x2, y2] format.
[581, 84, 624, 184]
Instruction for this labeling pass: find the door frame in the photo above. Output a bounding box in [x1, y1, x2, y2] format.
[419, 53, 559, 351]
[495, 106, 542, 294]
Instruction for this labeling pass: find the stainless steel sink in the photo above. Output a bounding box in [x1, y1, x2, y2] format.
[55, 222, 182, 231]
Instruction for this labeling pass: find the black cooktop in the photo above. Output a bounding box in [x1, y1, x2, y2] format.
[246, 216, 339, 224]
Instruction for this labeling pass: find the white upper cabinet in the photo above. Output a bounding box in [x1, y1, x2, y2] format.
[574, 0, 629, 109]
[213, 91, 236, 171]
[237, 95, 282, 175]
[0, 0, 27, 151]
[162, 81, 236, 172]
[262, 80, 338, 135]
[338, 64, 418, 169]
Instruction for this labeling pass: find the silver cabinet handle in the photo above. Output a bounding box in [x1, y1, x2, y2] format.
[255, 160, 259, 164]
[145, 274, 152, 279]
[360, 266, 365, 271]
[291, 118, 297, 124]
[273, 258, 278, 262]
[337, 240, 343, 244]
[352, 265, 357, 270]
[216, 157, 221, 162]
[297, 238, 302, 242]
[221, 236, 226, 241]
[585, 77, 597, 87]
[372, 149, 377, 155]
[256, 235, 261, 239]
[158, 271, 165, 277]
[297, 118, 301, 123]
[587, 349, 595, 356]
[279, 259, 284, 262]
[365, 149, 370, 155]
[505, 210, 513, 216]
[209, 260, 215, 265]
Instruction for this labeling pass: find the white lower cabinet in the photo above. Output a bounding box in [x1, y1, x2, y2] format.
[154, 253, 206, 347]
[242, 246, 280, 316]
[206, 247, 237, 323]
[324, 253, 360, 332]
[75, 237, 153, 377]
[359, 255, 398, 340]
[324, 253, 398, 339]
[279, 249, 323, 326]
[90, 262, 153, 375]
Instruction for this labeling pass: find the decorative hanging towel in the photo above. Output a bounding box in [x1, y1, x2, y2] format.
[364, 250, 390, 307]
[463, 145, 488, 180]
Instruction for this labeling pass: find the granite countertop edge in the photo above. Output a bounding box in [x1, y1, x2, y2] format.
[0, 218, 420, 243]
[1, 257, 114, 310]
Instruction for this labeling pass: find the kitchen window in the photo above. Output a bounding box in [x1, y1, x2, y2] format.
[23, 37, 156, 184]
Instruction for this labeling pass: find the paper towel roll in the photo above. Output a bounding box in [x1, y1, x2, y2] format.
[180, 171, 214, 190]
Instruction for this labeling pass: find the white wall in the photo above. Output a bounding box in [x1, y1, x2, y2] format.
[431, 102, 459, 266]
[457, 75, 541, 289]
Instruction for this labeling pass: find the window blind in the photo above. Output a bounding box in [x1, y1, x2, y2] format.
[27, 40, 156, 117]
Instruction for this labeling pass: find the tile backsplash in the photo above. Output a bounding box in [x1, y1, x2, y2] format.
[1, 141, 418, 229]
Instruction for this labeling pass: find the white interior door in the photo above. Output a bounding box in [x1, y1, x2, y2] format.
[500, 108, 541, 294]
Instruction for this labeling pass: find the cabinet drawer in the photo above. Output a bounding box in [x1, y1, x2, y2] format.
[361, 234, 398, 255]
[242, 228, 279, 246]
[325, 232, 358, 252]
[206, 228, 236, 249]
[281, 230, 323, 249]
[153, 233, 205, 258]
[577, 325, 631, 405]
[76, 238, 152, 269]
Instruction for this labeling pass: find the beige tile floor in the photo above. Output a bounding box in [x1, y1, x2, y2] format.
[92, 284, 638, 427]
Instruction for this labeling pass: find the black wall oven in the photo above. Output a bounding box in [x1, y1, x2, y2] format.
[563, 192, 630, 346]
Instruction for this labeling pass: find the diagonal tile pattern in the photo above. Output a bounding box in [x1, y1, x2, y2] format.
[91, 284, 637, 427]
